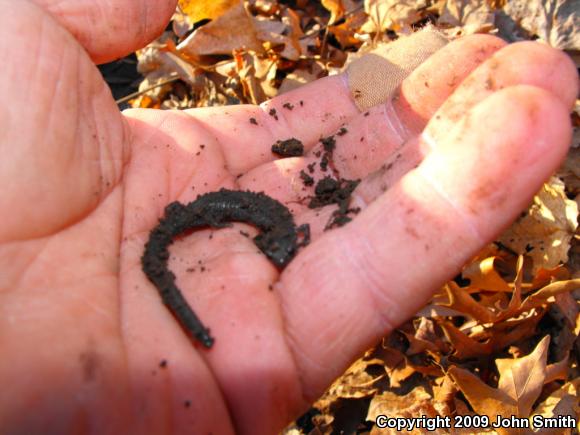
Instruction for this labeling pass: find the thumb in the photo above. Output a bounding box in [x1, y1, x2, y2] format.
[0, 0, 130, 242]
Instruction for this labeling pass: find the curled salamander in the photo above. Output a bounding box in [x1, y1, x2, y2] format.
[141, 189, 310, 348]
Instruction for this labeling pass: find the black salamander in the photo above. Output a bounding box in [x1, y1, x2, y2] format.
[141, 189, 310, 348]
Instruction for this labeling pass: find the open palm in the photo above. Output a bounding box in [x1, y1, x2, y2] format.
[0, 1, 577, 434]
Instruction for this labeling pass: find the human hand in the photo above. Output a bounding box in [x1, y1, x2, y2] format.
[0, 1, 577, 434]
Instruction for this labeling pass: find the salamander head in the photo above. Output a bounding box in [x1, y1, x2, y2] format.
[253, 231, 296, 268]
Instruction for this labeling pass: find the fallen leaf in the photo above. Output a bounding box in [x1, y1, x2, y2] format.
[178, 0, 241, 23]
[449, 336, 554, 435]
[254, 16, 301, 60]
[448, 365, 518, 421]
[487, 311, 544, 353]
[544, 354, 569, 384]
[441, 322, 492, 359]
[361, 0, 425, 33]
[558, 146, 580, 197]
[443, 282, 497, 323]
[520, 278, 580, 312]
[366, 386, 439, 422]
[326, 357, 386, 399]
[438, 0, 495, 35]
[502, 0, 580, 50]
[462, 256, 512, 292]
[532, 378, 579, 434]
[177, 2, 263, 57]
[495, 335, 550, 416]
[321, 0, 345, 25]
[329, 10, 368, 48]
[499, 177, 579, 273]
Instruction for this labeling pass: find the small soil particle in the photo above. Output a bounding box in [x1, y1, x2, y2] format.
[337, 127, 348, 136]
[159, 360, 168, 368]
[249, 117, 258, 125]
[271, 138, 304, 157]
[321, 135, 336, 152]
[318, 134, 337, 173]
[282, 102, 294, 110]
[299, 170, 315, 186]
[307, 162, 316, 174]
[268, 108, 279, 120]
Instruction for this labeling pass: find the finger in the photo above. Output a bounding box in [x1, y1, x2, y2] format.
[277, 86, 572, 399]
[0, 0, 129, 242]
[352, 40, 579, 203]
[30, 0, 177, 63]
[234, 35, 506, 203]
[183, 30, 453, 176]
[424, 41, 579, 143]
[228, 40, 576, 244]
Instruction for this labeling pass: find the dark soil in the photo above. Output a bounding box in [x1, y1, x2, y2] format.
[272, 138, 305, 157]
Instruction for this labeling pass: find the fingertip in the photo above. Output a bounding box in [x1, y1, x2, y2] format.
[420, 85, 572, 241]
[397, 33, 507, 132]
[490, 41, 579, 108]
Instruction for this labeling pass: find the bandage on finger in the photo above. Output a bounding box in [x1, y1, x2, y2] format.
[347, 27, 448, 111]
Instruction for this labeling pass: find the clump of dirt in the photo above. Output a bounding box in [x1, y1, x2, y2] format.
[299, 132, 361, 228]
[272, 138, 305, 157]
[319, 135, 337, 173]
[309, 176, 361, 228]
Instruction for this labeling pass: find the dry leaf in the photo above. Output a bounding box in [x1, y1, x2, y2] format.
[558, 146, 580, 197]
[485, 312, 543, 354]
[407, 317, 447, 355]
[321, 0, 345, 25]
[330, 10, 368, 48]
[253, 16, 301, 60]
[449, 336, 553, 434]
[448, 365, 518, 421]
[326, 357, 386, 399]
[499, 177, 579, 272]
[361, 0, 425, 33]
[438, 0, 495, 35]
[495, 335, 550, 416]
[544, 354, 569, 384]
[366, 386, 439, 421]
[444, 282, 497, 323]
[520, 278, 580, 312]
[532, 378, 579, 434]
[178, 0, 241, 23]
[502, 0, 580, 50]
[178, 2, 263, 57]
[462, 256, 512, 292]
[441, 322, 492, 358]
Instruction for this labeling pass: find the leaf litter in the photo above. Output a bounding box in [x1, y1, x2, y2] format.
[124, 0, 580, 433]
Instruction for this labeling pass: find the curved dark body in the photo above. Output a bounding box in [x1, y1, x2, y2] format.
[141, 189, 309, 348]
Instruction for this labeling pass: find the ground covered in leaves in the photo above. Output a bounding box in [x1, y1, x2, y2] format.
[102, 1, 580, 433]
